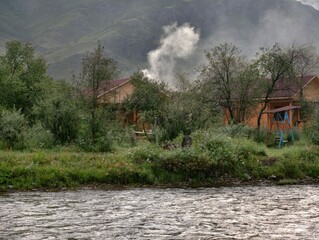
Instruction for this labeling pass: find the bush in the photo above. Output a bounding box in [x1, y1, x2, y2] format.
[128, 145, 163, 164]
[76, 121, 113, 153]
[160, 148, 214, 178]
[217, 123, 254, 138]
[112, 126, 137, 147]
[35, 97, 80, 145]
[307, 106, 319, 144]
[252, 127, 276, 144]
[129, 130, 266, 180]
[286, 128, 301, 142]
[77, 133, 113, 153]
[0, 109, 27, 149]
[22, 123, 56, 150]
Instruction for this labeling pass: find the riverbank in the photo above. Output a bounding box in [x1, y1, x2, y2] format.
[1, 139, 319, 192]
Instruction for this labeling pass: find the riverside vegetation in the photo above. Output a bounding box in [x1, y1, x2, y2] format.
[1, 126, 319, 192]
[0, 40, 319, 191]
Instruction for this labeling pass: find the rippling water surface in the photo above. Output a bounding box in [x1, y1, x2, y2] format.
[1, 186, 319, 239]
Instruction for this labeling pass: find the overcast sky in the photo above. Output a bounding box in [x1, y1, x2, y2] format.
[295, 0, 319, 10]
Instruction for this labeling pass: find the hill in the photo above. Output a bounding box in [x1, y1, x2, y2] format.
[0, 0, 319, 80]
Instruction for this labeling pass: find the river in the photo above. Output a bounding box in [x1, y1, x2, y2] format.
[0, 185, 319, 239]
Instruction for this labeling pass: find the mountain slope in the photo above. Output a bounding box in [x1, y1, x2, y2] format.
[0, 0, 319, 80]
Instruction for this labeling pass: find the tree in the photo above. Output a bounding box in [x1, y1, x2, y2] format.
[0, 40, 47, 119]
[77, 42, 118, 145]
[289, 44, 319, 95]
[289, 44, 319, 121]
[199, 43, 259, 124]
[34, 80, 80, 145]
[122, 71, 168, 126]
[123, 72, 220, 143]
[256, 44, 297, 129]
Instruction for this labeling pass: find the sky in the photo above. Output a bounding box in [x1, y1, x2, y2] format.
[295, 0, 319, 10]
[143, 0, 319, 85]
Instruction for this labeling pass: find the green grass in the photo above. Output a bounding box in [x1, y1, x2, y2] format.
[1, 138, 319, 192]
[0, 148, 152, 191]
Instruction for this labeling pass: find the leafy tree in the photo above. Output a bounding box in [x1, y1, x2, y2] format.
[122, 71, 168, 128]
[289, 44, 319, 93]
[289, 44, 319, 122]
[199, 43, 259, 124]
[156, 74, 220, 141]
[123, 72, 219, 143]
[34, 80, 80, 145]
[256, 44, 297, 129]
[0, 40, 47, 119]
[77, 42, 118, 146]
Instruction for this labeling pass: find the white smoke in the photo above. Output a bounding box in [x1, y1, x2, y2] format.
[143, 22, 200, 86]
[295, 0, 319, 10]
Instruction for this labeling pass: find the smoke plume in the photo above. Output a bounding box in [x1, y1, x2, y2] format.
[295, 0, 319, 10]
[143, 22, 200, 86]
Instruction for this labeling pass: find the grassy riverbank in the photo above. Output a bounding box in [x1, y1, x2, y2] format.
[1, 136, 319, 192]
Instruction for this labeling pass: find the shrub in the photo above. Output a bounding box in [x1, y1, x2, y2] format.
[77, 134, 113, 153]
[0, 109, 27, 149]
[22, 123, 55, 150]
[160, 148, 214, 178]
[217, 123, 254, 138]
[307, 106, 319, 144]
[128, 145, 162, 164]
[35, 99, 80, 145]
[76, 122, 113, 153]
[252, 127, 276, 144]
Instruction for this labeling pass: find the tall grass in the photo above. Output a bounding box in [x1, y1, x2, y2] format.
[1, 129, 319, 191]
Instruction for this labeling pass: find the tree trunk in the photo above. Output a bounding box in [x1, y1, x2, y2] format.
[257, 100, 269, 130]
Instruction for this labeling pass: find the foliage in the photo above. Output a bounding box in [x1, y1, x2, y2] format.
[0, 40, 48, 119]
[77, 42, 119, 147]
[256, 44, 297, 129]
[129, 144, 163, 164]
[306, 106, 319, 144]
[22, 123, 55, 150]
[215, 123, 254, 138]
[76, 123, 113, 153]
[130, 130, 266, 179]
[290, 44, 319, 98]
[34, 80, 80, 145]
[199, 43, 260, 124]
[1, 135, 319, 191]
[0, 109, 27, 149]
[0, 150, 152, 191]
[121, 71, 168, 136]
[123, 71, 220, 143]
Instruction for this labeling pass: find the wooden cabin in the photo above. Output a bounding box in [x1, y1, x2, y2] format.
[95, 78, 137, 125]
[245, 75, 319, 129]
[97, 78, 133, 104]
[96, 77, 151, 132]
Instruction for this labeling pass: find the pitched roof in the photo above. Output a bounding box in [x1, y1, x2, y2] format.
[97, 78, 131, 98]
[265, 105, 301, 114]
[270, 75, 316, 99]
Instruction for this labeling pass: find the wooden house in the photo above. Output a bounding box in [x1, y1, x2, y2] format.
[97, 78, 133, 104]
[245, 75, 319, 129]
[95, 78, 138, 125]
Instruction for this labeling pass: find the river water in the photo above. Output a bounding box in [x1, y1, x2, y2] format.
[0, 185, 319, 239]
